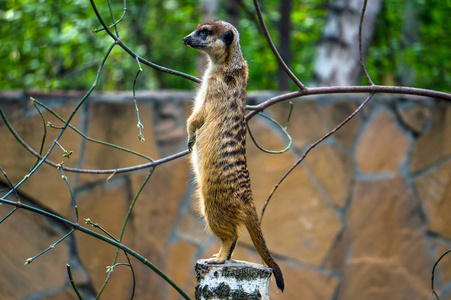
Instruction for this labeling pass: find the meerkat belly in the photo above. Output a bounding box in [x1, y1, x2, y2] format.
[197, 122, 246, 192]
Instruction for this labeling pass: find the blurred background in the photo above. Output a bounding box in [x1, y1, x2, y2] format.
[1, 0, 451, 91]
[0, 0, 451, 299]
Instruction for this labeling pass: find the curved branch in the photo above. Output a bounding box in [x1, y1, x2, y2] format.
[432, 248, 451, 300]
[246, 85, 451, 119]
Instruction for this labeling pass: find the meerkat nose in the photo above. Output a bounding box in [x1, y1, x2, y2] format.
[183, 36, 190, 45]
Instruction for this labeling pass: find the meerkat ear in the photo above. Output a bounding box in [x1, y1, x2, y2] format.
[221, 30, 234, 46]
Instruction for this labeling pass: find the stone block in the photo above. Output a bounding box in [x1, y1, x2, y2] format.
[322, 100, 361, 148]
[396, 101, 433, 134]
[338, 258, 430, 300]
[343, 176, 431, 299]
[0, 208, 68, 299]
[305, 144, 353, 207]
[355, 108, 409, 173]
[153, 100, 187, 157]
[411, 104, 451, 172]
[324, 229, 348, 274]
[414, 159, 451, 238]
[269, 263, 338, 300]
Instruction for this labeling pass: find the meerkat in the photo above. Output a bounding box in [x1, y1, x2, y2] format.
[183, 20, 284, 292]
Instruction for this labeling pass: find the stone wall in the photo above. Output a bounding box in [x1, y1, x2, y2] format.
[0, 91, 450, 300]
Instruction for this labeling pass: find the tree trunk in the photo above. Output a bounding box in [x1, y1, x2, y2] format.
[278, 0, 292, 91]
[312, 0, 382, 86]
[196, 0, 220, 78]
[226, 0, 241, 27]
[399, 0, 419, 86]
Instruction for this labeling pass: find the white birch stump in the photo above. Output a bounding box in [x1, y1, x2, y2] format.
[194, 259, 272, 300]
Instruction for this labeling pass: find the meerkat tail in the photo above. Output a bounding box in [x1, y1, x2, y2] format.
[244, 207, 284, 292]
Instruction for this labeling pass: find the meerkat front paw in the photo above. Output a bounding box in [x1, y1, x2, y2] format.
[188, 133, 196, 151]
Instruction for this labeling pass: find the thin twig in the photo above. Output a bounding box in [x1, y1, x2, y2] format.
[85, 218, 118, 242]
[0, 166, 20, 203]
[0, 208, 19, 224]
[60, 168, 79, 223]
[25, 229, 75, 265]
[359, 0, 374, 85]
[248, 111, 293, 154]
[67, 264, 84, 300]
[133, 57, 145, 141]
[0, 167, 20, 224]
[431, 248, 451, 300]
[260, 93, 375, 221]
[106, 0, 120, 37]
[124, 251, 136, 300]
[31, 100, 48, 169]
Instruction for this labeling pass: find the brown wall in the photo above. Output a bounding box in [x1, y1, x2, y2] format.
[0, 91, 450, 300]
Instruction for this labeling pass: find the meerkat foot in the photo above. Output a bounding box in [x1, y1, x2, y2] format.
[209, 239, 237, 263]
[206, 257, 226, 264]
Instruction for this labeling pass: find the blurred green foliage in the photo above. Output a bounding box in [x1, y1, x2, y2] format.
[0, 0, 450, 91]
[365, 0, 451, 91]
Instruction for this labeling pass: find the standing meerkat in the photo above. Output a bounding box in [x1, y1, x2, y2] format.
[183, 20, 284, 291]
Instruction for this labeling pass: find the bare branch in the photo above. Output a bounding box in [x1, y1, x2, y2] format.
[246, 85, 451, 119]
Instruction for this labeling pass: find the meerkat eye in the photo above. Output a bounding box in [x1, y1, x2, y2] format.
[198, 28, 212, 40]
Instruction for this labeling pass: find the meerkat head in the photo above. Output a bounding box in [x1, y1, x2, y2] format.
[183, 20, 240, 64]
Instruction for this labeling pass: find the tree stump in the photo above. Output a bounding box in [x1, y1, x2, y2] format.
[194, 259, 273, 300]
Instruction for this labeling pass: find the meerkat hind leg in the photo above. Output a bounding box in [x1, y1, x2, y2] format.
[208, 238, 238, 264]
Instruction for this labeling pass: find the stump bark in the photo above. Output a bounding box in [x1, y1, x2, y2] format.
[194, 259, 272, 300]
